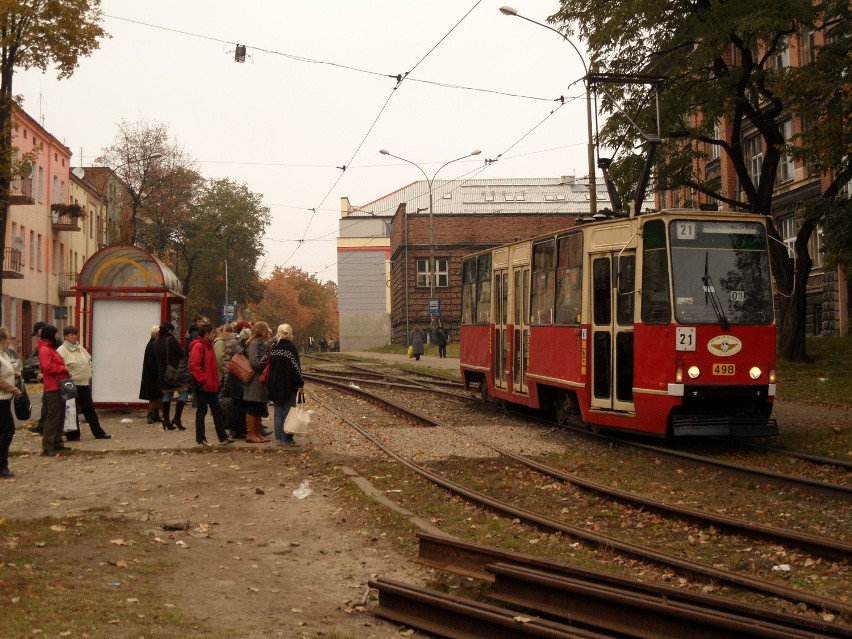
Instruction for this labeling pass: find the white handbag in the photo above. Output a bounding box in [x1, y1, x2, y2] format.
[284, 390, 311, 434]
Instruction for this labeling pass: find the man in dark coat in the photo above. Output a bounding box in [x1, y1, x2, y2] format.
[153, 322, 187, 430]
[139, 325, 162, 423]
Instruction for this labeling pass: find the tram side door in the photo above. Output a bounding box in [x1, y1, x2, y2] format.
[493, 269, 509, 391]
[511, 265, 530, 395]
[590, 252, 635, 412]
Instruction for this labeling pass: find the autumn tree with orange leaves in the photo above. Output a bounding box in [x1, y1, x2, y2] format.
[249, 267, 338, 348]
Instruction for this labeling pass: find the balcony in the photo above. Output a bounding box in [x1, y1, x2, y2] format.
[1, 248, 24, 279]
[51, 204, 83, 232]
[58, 272, 78, 297]
[9, 177, 34, 205]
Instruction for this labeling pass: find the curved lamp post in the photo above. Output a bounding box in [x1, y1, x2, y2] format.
[379, 148, 481, 333]
[499, 6, 597, 215]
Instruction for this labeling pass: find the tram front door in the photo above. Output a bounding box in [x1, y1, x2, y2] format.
[590, 252, 635, 412]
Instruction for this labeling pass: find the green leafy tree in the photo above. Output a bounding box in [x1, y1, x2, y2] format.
[250, 267, 338, 347]
[550, 0, 851, 360]
[173, 177, 269, 321]
[0, 0, 106, 302]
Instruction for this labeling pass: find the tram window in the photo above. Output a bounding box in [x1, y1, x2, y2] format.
[476, 254, 492, 324]
[531, 239, 555, 324]
[514, 270, 523, 325]
[555, 234, 582, 325]
[641, 220, 672, 324]
[593, 258, 612, 325]
[616, 255, 635, 326]
[462, 258, 477, 324]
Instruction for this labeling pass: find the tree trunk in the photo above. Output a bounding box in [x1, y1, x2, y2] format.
[770, 227, 813, 361]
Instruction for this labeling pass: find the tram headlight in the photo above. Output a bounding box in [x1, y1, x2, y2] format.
[687, 366, 701, 379]
[749, 366, 762, 380]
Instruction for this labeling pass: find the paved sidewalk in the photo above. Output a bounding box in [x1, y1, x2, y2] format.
[10, 352, 459, 457]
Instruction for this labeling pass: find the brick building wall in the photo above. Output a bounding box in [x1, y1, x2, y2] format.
[388, 206, 578, 344]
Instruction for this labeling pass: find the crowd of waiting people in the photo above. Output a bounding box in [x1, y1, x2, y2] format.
[0, 315, 308, 478]
[140, 316, 305, 448]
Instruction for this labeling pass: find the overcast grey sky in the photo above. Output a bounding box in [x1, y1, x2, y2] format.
[15, 0, 592, 283]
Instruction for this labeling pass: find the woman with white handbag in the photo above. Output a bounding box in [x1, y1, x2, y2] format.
[266, 324, 304, 446]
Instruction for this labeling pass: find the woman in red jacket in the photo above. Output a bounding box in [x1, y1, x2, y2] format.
[37, 325, 71, 457]
[189, 323, 234, 447]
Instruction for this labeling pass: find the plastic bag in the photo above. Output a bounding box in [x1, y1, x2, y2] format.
[292, 480, 312, 499]
[407, 345, 414, 359]
[63, 401, 78, 433]
[284, 405, 311, 434]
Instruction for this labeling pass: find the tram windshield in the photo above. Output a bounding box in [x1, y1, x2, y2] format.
[669, 220, 773, 325]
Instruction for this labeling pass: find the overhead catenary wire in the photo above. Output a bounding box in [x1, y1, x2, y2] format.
[102, 7, 593, 281]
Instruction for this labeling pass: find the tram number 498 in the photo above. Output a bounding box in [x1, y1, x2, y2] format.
[712, 363, 736, 375]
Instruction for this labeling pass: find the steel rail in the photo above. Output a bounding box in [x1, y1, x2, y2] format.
[416, 532, 852, 637]
[308, 387, 852, 616]
[488, 562, 851, 639]
[709, 438, 852, 471]
[520, 411, 852, 502]
[369, 577, 607, 639]
[308, 378, 851, 560]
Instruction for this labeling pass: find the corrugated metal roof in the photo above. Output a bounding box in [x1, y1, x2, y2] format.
[345, 176, 631, 217]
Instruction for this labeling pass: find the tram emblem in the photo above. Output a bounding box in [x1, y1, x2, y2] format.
[707, 335, 742, 357]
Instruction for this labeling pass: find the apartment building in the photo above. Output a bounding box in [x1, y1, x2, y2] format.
[657, 30, 849, 336]
[3, 106, 107, 353]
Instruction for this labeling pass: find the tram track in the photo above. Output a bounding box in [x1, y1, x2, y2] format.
[305, 379, 851, 617]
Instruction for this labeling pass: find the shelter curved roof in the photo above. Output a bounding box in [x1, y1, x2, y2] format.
[77, 245, 183, 296]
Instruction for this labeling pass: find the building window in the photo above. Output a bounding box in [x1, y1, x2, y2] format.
[780, 216, 797, 258]
[29, 230, 35, 269]
[37, 167, 44, 203]
[745, 134, 763, 186]
[435, 259, 448, 287]
[799, 29, 815, 65]
[52, 175, 59, 204]
[813, 226, 825, 268]
[52, 240, 58, 275]
[37, 234, 43, 272]
[709, 120, 721, 160]
[416, 259, 448, 287]
[777, 119, 794, 184]
[772, 36, 790, 69]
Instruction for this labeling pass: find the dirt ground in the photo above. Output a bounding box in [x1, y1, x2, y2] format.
[2, 359, 848, 638]
[1, 395, 431, 639]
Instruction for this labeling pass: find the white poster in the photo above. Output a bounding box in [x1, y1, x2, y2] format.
[91, 298, 162, 405]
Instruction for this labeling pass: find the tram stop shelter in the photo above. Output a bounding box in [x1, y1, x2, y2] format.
[74, 245, 185, 408]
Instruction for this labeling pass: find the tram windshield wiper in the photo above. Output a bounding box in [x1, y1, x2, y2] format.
[702, 252, 730, 330]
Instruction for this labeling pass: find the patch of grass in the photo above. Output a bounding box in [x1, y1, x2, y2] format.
[777, 336, 852, 404]
[0, 515, 229, 639]
[369, 342, 460, 359]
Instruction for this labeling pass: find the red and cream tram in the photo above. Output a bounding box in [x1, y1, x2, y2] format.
[459, 209, 778, 437]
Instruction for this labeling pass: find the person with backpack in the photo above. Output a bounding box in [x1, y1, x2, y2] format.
[188, 323, 233, 447]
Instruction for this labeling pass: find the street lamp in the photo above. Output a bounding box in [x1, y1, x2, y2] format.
[379, 148, 481, 335]
[499, 6, 597, 215]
